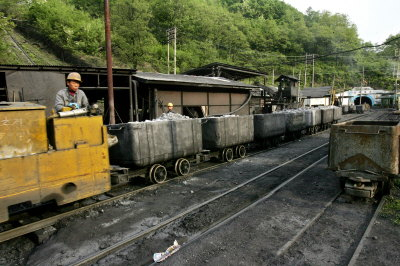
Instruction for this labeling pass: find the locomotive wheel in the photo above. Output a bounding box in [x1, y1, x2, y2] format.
[224, 148, 234, 162]
[151, 164, 167, 184]
[175, 158, 190, 176]
[238, 145, 246, 158]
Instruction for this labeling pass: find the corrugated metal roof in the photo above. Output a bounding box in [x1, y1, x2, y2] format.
[133, 72, 258, 89]
[275, 74, 299, 82]
[183, 62, 267, 80]
[301, 86, 332, 98]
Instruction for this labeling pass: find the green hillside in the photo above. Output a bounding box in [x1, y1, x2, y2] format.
[0, 0, 398, 89]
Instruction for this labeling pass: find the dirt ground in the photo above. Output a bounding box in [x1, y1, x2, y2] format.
[0, 110, 399, 266]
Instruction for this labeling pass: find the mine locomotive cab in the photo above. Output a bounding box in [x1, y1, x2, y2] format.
[0, 102, 110, 223]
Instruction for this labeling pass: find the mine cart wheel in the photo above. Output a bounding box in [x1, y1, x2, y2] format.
[238, 145, 246, 158]
[220, 148, 227, 161]
[224, 148, 234, 162]
[148, 164, 158, 182]
[150, 164, 167, 184]
[175, 158, 191, 176]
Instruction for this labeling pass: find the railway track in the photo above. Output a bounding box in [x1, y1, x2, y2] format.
[69, 144, 329, 265]
[258, 191, 385, 266]
[0, 112, 367, 244]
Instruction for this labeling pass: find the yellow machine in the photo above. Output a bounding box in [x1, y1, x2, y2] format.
[0, 102, 110, 223]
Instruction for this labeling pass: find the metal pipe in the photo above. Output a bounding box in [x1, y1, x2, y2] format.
[129, 75, 133, 122]
[132, 80, 139, 121]
[104, 0, 115, 124]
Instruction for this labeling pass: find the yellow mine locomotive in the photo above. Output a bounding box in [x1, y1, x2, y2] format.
[0, 102, 110, 223]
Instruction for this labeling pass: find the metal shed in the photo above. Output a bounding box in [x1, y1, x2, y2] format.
[301, 86, 332, 106]
[0, 65, 136, 122]
[132, 72, 259, 120]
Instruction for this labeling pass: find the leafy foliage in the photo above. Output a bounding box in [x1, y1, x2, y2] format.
[27, 0, 104, 55]
[0, 0, 398, 89]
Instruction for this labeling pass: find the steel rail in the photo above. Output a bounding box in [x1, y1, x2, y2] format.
[71, 148, 328, 266]
[347, 196, 387, 266]
[0, 112, 363, 243]
[276, 190, 343, 256]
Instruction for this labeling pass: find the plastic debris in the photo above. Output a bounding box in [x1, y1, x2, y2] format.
[153, 240, 181, 262]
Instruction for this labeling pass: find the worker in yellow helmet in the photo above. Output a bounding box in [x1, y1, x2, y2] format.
[55, 72, 89, 112]
[167, 102, 174, 113]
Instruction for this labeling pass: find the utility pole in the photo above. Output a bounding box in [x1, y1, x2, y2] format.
[304, 53, 307, 88]
[272, 68, 275, 84]
[174, 27, 177, 74]
[312, 54, 315, 87]
[104, 0, 115, 124]
[166, 28, 176, 74]
[360, 66, 364, 105]
[166, 30, 170, 74]
[396, 48, 399, 109]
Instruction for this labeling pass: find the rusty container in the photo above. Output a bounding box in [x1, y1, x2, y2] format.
[328, 120, 400, 176]
[108, 119, 202, 167]
[356, 105, 365, 114]
[254, 113, 286, 139]
[320, 107, 334, 124]
[333, 106, 342, 121]
[201, 115, 254, 150]
[304, 108, 322, 127]
[284, 110, 307, 132]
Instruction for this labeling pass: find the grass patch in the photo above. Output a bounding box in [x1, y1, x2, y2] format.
[381, 179, 400, 225]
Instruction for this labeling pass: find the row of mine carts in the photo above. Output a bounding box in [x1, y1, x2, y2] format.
[108, 106, 343, 183]
[0, 101, 397, 223]
[341, 104, 366, 114]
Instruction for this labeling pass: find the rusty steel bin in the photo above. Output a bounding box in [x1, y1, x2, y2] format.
[254, 113, 286, 139]
[333, 106, 342, 121]
[201, 115, 254, 150]
[108, 119, 202, 167]
[304, 108, 322, 128]
[283, 110, 307, 132]
[320, 107, 334, 124]
[329, 120, 400, 175]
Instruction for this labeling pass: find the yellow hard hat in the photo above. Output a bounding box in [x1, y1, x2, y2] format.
[167, 102, 173, 107]
[67, 72, 82, 83]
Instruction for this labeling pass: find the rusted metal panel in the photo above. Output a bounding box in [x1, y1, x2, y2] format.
[328, 121, 400, 176]
[0, 102, 47, 159]
[183, 91, 207, 105]
[209, 92, 229, 105]
[157, 90, 182, 106]
[209, 106, 230, 115]
[232, 105, 250, 115]
[5, 71, 65, 114]
[230, 93, 247, 105]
